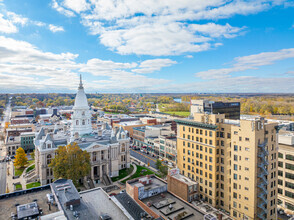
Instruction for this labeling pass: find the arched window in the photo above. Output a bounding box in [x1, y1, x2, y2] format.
[76, 120, 79, 125]
[82, 120, 85, 125]
[47, 154, 52, 165]
[82, 111, 85, 116]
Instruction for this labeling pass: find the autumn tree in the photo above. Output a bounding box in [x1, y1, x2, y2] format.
[49, 143, 91, 186]
[14, 147, 28, 168]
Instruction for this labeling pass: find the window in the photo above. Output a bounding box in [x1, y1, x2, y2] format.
[285, 202, 294, 211]
[286, 172, 294, 180]
[234, 174, 237, 180]
[234, 155, 238, 161]
[285, 190, 294, 198]
[286, 163, 294, 170]
[278, 153, 283, 159]
[278, 161, 283, 168]
[47, 154, 52, 165]
[234, 164, 238, 171]
[76, 120, 79, 125]
[285, 181, 294, 189]
[82, 119, 85, 125]
[286, 154, 294, 161]
[234, 145, 238, 151]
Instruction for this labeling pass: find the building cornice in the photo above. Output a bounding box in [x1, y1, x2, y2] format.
[174, 119, 217, 130]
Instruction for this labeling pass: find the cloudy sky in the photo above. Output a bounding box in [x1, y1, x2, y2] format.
[0, 0, 294, 93]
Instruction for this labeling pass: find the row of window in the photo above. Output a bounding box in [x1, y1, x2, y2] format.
[278, 162, 294, 170]
[279, 153, 294, 161]
[279, 171, 294, 180]
[183, 126, 213, 137]
[278, 189, 294, 198]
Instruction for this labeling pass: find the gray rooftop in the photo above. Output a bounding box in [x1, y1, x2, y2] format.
[141, 192, 205, 220]
[78, 188, 130, 220]
[114, 192, 149, 220]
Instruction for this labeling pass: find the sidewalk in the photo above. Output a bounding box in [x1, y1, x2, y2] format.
[115, 163, 137, 183]
[6, 161, 29, 192]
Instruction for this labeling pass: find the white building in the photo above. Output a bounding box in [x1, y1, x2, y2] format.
[34, 76, 131, 185]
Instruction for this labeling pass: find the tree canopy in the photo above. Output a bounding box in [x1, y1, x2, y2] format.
[14, 147, 28, 168]
[49, 143, 91, 186]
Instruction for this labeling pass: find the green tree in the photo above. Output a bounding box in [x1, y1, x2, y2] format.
[156, 159, 162, 169]
[49, 143, 91, 186]
[30, 150, 35, 160]
[14, 147, 28, 168]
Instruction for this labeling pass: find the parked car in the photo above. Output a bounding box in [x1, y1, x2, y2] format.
[109, 193, 117, 196]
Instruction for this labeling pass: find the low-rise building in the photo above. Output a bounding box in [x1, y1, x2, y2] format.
[113, 120, 146, 138]
[5, 136, 20, 155]
[125, 174, 229, 220]
[167, 168, 198, 202]
[0, 179, 144, 220]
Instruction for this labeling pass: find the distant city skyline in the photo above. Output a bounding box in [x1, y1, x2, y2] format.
[0, 0, 294, 93]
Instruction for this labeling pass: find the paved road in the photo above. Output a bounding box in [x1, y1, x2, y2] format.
[0, 100, 11, 194]
[0, 162, 7, 194]
[130, 149, 157, 169]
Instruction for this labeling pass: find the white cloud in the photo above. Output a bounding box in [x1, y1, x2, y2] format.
[49, 24, 65, 32]
[51, 0, 75, 17]
[185, 55, 193, 58]
[0, 9, 28, 33]
[195, 48, 294, 79]
[0, 36, 174, 92]
[63, 0, 90, 13]
[0, 14, 17, 33]
[132, 59, 177, 74]
[52, 0, 289, 56]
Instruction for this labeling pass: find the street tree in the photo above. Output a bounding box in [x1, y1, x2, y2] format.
[14, 147, 28, 168]
[49, 143, 91, 186]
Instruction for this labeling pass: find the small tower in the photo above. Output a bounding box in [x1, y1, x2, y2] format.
[70, 75, 92, 140]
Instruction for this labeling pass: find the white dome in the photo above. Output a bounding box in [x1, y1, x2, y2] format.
[73, 75, 89, 109]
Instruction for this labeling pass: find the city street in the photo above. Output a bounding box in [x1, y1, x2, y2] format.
[0, 162, 7, 194]
[130, 149, 157, 169]
[0, 99, 11, 194]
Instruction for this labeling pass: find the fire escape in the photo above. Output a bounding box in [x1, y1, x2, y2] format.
[257, 139, 268, 220]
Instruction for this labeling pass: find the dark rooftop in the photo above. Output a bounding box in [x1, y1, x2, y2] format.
[114, 192, 149, 220]
[141, 192, 205, 220]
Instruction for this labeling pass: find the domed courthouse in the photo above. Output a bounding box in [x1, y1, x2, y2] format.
[34, 76, 130, 185]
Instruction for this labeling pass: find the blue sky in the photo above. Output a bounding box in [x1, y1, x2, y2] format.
[0, 0, 294, 93]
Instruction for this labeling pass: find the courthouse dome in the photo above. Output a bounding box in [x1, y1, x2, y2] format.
[73, 75, 89, 109]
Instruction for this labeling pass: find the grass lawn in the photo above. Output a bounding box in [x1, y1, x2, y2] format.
[164, 111, 190, 117]
[111, 164, 134, 182]
[26, 182, 41, 189]
[26, 164, 35, 173]
[121, 165, 158, 184]
[14, 160, 35, 176]
[14, 167, 25, 177]
[15, 183, 22, 190]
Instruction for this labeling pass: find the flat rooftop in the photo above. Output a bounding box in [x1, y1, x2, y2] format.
[128, 175, 166, 190]
[170, 174, 197, 186]
[141, 191, 205, 220]
[75, 188, 130, 220]
[0, 188, 59, 219]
